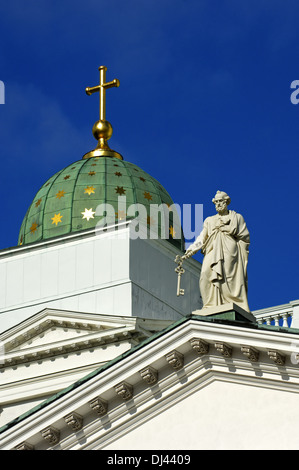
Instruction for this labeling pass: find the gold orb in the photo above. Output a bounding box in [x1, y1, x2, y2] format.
[92, 120, 113, 141]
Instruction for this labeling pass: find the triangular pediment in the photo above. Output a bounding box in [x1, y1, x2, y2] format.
[2, 311, 299, 450]
[0, 308, 162, 367]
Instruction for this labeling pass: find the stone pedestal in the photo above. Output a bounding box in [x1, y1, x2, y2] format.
[192, 303, 257, 323]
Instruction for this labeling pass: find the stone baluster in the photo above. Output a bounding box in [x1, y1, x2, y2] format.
[274, 315, 280, 326]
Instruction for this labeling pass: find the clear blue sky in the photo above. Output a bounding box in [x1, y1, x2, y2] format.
[0, 0, 298, 311]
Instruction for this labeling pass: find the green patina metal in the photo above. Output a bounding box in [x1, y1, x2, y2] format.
[18, 157, 184, 250]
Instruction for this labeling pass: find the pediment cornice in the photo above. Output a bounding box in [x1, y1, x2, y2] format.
[0, 308, 171, 368]
[2, 315, 299, 450]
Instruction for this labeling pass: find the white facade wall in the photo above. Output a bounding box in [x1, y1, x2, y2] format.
[0, 224, 202, 333]
[0, 341, 130, 427]
[105, 378, 299, 450]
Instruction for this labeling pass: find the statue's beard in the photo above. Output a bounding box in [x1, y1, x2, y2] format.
[216, 205, 228, 215]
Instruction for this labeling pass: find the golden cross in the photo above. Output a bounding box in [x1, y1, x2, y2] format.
[86, 66, 119, 121]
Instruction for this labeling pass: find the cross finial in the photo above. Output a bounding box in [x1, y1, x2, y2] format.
[86, 66, 119, 121]
[83, 66, 122, 160]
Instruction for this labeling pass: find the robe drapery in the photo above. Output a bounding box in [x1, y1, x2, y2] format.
[188, 210, 250, 312]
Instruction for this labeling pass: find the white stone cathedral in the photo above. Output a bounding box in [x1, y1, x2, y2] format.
[0, 67, 299, 450]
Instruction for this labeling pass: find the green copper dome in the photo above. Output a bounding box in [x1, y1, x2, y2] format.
[18, 156, 184, 250]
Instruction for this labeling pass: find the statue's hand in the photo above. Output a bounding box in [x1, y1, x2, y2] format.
[185, 249, 193, 259]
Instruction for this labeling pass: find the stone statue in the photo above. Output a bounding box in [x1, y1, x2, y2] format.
[185, 191, 250, 312]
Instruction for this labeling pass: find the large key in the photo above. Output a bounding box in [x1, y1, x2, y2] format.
[174, 255, 185, 296]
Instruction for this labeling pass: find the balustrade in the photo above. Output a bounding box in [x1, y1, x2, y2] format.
[256, 312, 292, 328]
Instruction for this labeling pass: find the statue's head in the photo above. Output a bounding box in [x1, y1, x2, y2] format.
[212, 190, 231, 214]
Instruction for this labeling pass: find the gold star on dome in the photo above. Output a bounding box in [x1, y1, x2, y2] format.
[169, 225, 176, 238]
[116, 210, 126, 220]
[88, 171, 96, 176]
[30, 222, 38, 234]
[35, 198, 42, 207]
[139, 177, 146, 182]
[56, 190, 65, 199]
[51, 213, 63, 226]
[147, 216, 155, 226]
[144, 191, 152, 201]
[64, 175, 70, 180]
[84, 186, 95, 196]
[115, 171, 122, 177]
[81, 208, 95, 221]
[115, 186, 126, 195]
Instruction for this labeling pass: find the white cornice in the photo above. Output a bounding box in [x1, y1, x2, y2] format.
[0, 308, 171, 369]
[2, 315, 299, 450]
